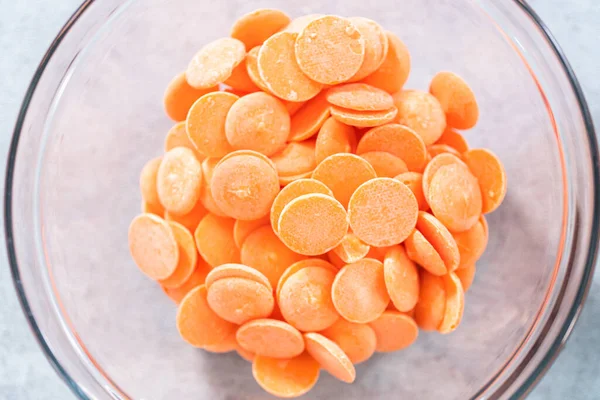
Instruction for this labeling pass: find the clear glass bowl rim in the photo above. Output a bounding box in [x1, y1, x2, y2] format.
[4, 0, 598, 399]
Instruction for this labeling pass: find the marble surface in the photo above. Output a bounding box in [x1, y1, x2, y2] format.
[0, 0, 598, 399]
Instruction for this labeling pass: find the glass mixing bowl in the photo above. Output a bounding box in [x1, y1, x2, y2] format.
[5, 0, 598, 398]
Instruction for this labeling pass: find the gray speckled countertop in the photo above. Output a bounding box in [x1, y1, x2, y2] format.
[0, 1, 599, 399]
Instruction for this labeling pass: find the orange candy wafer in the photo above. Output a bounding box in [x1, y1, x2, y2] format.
[165, 122, 204, 161]
[453, 218, 487, 269]
[165, 199, 208, 234]
[393, 90, 446, 145]
[176, 285, 237, 347]
[285, 100, 306, 116]
[205, 263, 272, 291]
[142, 200, 164, 217]
[186, 38, 246, 89]
[278, 266, 340, 331]
[312, 153, 376, 208]
[140, 157, 162, 208]
[369, 311, 418, 352]
[231, 8, 291, 50]
[224, 58, 260, 93]
[395, 172, 428, 211]
[456, 263, 476, 292]
[332, 258, 389, 323]
[241, 225, 306, 288]
[225, 92, 290, 156]
[422, 153, 466, 204]
[156, 147, 203, 216]
[416, 211, 460, 272]
[278, 193, 349, 256]
[356, 123, 427, 172]
[428, 144, 461, 158]
[415, 152, 432, 174]
[362, 31, 411, 94]
[252, 353, 320, 398]
[158, 221, 199, 289]
[270, 140, 317, 179]
[246, 46, 274, 94]
[222, 87, 253, 97]
[414, 270, 446, 330]
[270, 301, 285, 321]
[327, 249, 347, 269]
[258, 31, 323, 102]
[430, 71, 479, 130]
[211, 151, 280, 220]
[237, 345, 255, 362]
[219, 148, 278, 167]
[194, 214, 240, 267]
[163, 72, 217, 121]
[276, 258, 337, 300]
[304, 332, 356, 383]
[204, 331, 238, 353]
[289, 92, 331, 141]
[383, 245, 419, 312]
[162, 262, 210, 304]
[438, 272, 465, 334]
[360, 151, 408, 178]
[284, 14, 324, 33]
[374, 21, 390, 64]
[320, 319, 377, 364]
[278, 172, 314, 186]
[331, 233, 370, 264]
[199, 158, 227, 217]
[295, 16, 365, 85]
[348, 178, 418, 247]
[186, 91, 237, 158]
[365, 245, 391, 262]
[129, 214, 179, 280]
[246, 58, 311, 119]
[429, 163, 482, 232]
[330, 105, 397, 128]
[462, 148, 507, 214]
[233, 215, 270, 248]
[207, 277, 274, 324]
[326, 83, 394, 111]
[435, 127, 469, 153]
[237, 318, 304, 359]
[348, 17, 388, 81]
[270, 178, 333, 235]
[315, 117, 356, 164]
[404, 229, 447, 276]
[480, 215, 489, 240]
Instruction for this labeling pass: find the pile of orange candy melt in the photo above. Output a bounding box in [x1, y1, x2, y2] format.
[128, 8, 507, 398]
